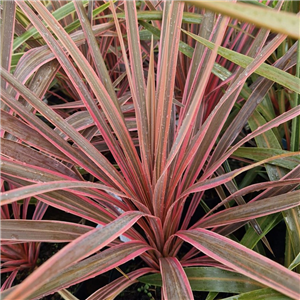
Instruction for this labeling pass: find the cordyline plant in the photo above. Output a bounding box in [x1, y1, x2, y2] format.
[1, 0, 300, 299]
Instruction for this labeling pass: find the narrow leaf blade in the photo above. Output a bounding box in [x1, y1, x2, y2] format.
[160, 257, 194, 300]
[177, 229, 300, 299]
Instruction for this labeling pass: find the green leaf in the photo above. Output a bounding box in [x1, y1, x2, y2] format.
[240, 214, 282, 250]
[140, 267, 264, 293]
[233, 147, 300, 170]
[222, 288, 292, 300]
[104, 10, 203, 24]
[283, 206, 300, 263]
[289, 252, 300, 270]
[242, 1, 272, 8]
[187, 1, 300, 39]
[63, 2, 111, 34]
[182, 30, 300, 93]
[13, 0, 89, 50]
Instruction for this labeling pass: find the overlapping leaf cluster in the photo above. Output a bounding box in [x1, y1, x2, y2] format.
[1, 1, 300, 299]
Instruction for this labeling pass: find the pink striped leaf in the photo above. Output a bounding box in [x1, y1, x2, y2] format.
[181, 151, 300, 198]
[0, 110, 70, 162]
[0, 156, 79, 184]
[1, 159, 150, 216]
[152, 1, 184, 218]
[34, 192, 114, 225]
[72, 2, 142, 195]
[154, 1, 184, 177]
[1, 175, 117, 225]
[1, 139, 80, 180]
[0, 180, 126, 206]
[1, 0, 15, 82]
[6, 16, 133, 196]
[124, 1, 151, 182]
[2, 212, 145, 300]
[1, 158, 140, 215]
[109, 2, 152, 204]
[160, 257, 194, 300]
[197, 190, 300, 228]
[209, 41, 297, 166]
[177, 229, 300, 299]
[74, 1, 117, 101]
[160, 17, 229, 178]
[39, 243, 151, 298]
[205, 178, 300, 218]
[1, 220, 93, 242]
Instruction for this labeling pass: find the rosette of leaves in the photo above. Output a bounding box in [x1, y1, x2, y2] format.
[1, 1, 300, 299]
